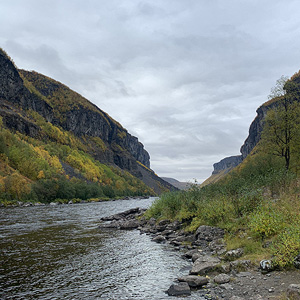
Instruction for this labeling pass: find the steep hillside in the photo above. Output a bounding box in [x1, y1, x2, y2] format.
[0, 48, 175, 203]
[204, 72, 300, 184]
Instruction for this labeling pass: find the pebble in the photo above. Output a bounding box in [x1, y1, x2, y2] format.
[268, 287, 275, 293]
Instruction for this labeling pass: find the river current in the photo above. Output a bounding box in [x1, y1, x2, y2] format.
[0, 198, 205, 300]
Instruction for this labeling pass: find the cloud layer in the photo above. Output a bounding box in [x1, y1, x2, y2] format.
[1, 0, 300, 182]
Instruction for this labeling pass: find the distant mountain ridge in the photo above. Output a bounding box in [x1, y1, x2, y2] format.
[0, 48, 175, 201]
[161, 177, 191, 190]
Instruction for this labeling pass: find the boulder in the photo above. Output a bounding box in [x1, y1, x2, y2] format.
[230, 260, 251, 272]
[167, 282, 191, 296]
[195, 225, 224, 242]
[152, 235, 166, 243]
[101, 207, 144, 221]
[192, 251, 203, 262]
[190, 255, 220, 275]
[209, 238, 227, 254]
[287, 284, 300, 300]
[178, 275, 208, 288]
[259, 259, 274, 273]
[214, 273, 231, 284]
[183, 249, 200, 259]
[119, 220, 140, 230]
[224, 248, 244, 261]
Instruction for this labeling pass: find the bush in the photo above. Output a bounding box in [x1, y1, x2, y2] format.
[272, 226, 300, 268]
[249, 204, 285, 239]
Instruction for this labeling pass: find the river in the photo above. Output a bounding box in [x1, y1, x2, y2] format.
[0, 197, 206, 300]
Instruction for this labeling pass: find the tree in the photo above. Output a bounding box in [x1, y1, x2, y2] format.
[262, 79, 300, 170]
[267, 75, 289, 100]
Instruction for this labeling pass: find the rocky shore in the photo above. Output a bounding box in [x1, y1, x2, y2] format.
[99, 208, 300, 300]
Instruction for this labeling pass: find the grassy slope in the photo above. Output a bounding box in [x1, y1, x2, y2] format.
[146, 72, 300, 269]
[0, 112, 155, 205]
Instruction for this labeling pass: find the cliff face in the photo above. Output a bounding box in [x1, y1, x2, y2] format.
[18, 69, 151, 169]
[0, 51, 54, 122]
[0, 48, 172, 194]
[212, 155, 243, 174]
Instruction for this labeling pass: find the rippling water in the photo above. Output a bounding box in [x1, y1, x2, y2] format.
[0, 198, 205, 300]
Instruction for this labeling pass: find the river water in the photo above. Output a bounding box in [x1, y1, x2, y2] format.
[0, 198, 205, 300]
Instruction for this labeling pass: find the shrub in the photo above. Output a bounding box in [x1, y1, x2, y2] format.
[249, 204, 285, 239]
[272, 226, 300, 268]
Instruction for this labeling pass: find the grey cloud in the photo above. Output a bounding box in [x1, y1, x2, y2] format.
[1, 0, 300, 182]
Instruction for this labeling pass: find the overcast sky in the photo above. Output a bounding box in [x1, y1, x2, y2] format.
[1, 0, 300, 182]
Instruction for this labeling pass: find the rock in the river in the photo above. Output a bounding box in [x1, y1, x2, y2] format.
[287, 284, 300, 300]
[119, 219, 140, 230]
[190, 255, 220, 275]
[167, 282, 191, 296]
[101, 207, 144, 221]
[178, 275, 209, 288]
[214, 273, 231, 284]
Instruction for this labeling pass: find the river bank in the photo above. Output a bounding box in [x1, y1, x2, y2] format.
[100, 208, 300, 300]
[0, 195, 151, 208]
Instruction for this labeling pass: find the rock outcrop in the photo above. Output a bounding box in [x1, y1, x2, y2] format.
[212, 155, 243, 175]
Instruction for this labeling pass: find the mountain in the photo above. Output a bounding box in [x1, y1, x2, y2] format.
[204, 71, 300, 184]
[0, 48, 176, 203]
[161, 177, 191, 190]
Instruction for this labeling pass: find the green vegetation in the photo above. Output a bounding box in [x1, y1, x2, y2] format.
[0, 115, 154, 204]
[146, 75, 300, 269]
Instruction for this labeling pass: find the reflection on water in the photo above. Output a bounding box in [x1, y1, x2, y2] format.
[0, 198, 204, 300]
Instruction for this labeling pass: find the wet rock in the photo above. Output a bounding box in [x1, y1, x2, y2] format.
[119, 220, 140, 230]
[287, 284, 300, 300]
[152, 235, 166, 243]
[101, 207, 144, 221]
[190, 255, 220, 275]
[294, 253, 300, 269]
[230, 297, 245, 300]
[99, 221, 120, 229]
[167, 282, 191, 296]
[259, 259, 274, 274]
[183, 249, 200, 259]
[192, 251, 203, 262]
[49, 202, 58, 206]
[214, 273, 231, 284]
[224, 248, 244, 261]
[178, 275, 209, 288]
